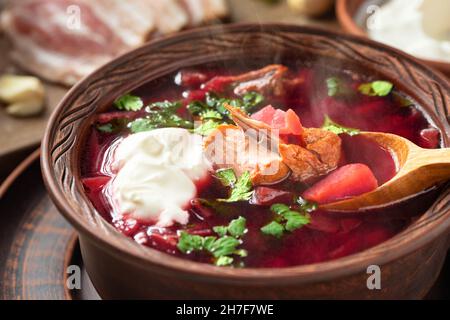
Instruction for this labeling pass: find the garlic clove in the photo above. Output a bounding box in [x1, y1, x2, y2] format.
[0, 75, 45, 104]
[6, 97, 45, 117]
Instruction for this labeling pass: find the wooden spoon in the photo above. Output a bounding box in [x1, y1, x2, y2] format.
[322, 131, 450, 212]
[224, 104, 450, 211]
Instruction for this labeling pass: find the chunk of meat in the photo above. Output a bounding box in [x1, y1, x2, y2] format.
[203, 125, 290, 185]
[203, 65, 289, 96]
[279, 128, 342, 183]
[224, 103, 342, 184]
[303, 164, 379, 204]
[252, 105, 304, 143]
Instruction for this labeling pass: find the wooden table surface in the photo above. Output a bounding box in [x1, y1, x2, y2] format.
[0, 0, 338, 181]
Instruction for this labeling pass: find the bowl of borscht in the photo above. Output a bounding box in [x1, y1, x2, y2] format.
[42, 24, 450, 299]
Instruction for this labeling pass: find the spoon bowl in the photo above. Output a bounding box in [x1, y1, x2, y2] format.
[322, 132, 450, 211]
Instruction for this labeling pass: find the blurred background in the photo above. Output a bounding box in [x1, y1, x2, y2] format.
[0, 0, 448, 299]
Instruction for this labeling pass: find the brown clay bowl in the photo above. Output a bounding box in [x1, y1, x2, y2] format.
[336, 0, 450, 77]
[42, 24, 450, 299]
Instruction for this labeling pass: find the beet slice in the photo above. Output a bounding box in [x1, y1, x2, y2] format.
[251, 187, 293, 206]
[303, 164, 379, 204]
[418, 127, 440, 149]
[81, 175, 110, 193]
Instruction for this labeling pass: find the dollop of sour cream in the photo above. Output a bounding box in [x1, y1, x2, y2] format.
[110, 128, 211, 227]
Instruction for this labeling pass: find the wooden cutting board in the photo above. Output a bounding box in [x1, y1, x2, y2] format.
[0, 0, 338, 161]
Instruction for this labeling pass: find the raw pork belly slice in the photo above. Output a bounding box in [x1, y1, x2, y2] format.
[0, 0, 228, 85]
[0, 0, 144, 85]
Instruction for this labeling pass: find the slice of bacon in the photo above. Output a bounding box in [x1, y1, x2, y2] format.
[1, 0, 229, 85]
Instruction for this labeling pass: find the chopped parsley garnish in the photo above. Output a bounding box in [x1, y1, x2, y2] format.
[129, 115, 193, 133]
[321, 115, 360, 136]
[227, 216, 247, 238]
[177, 232, 205, 253]
[222, 171, 254, 203]
[114, 94, 144, 111]
[326, 77, 353, 97]
[215, 168, 237, 187]
[188, 91, 264, 119]
[200, 109, 223, 120]
[260, 221, 285, 239]
[358, 81, 393, 97]
[193, 119, 221, 136]
[216, 256, 234, 266]
[260, 202, 312, 238]
[177, 216, 247, 267]
[188, 91, 264, 136]
[128, 100, 193, 133]
[213, 217, 247, 238]
[96, 123, 114, 133]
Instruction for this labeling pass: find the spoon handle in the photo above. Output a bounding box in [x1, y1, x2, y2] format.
[409, 147, 450, 171]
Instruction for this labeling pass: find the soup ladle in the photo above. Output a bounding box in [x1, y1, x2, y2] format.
[322, 131, 450, 212]
[223, 104, 450, 211]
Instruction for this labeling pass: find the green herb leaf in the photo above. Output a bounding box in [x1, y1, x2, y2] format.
[215, 256, 234, 266]
[177, 232, 205, 253]
[187, 101, 207, 116]
[270, 203, 290, 215]
[234, 249, 248, 257]
[96, 123, 114, 133]
[322, 116, 360, 136]
[326, 77, 340, 97]
[200, 109, 223, 120]
[147, 100, 181, 113]
[359, 81, 393, 97]
[284, 212, 310, 232]
[216, 168, 237, 187]
[227, 216, 247, 238]
[129, 114, 193, 133]
[114, 94, 144, 111]
[193, 119, 221, 136]
[212, 226, 228, 237]
[203, 236, 217, 251]
[224, 171, 254, 202]
[242, 92, 264, 113]
[209, 236, 241, 258]
[261, 221, 285, 238]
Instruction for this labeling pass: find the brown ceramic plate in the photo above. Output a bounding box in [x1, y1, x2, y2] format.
[0, 150, 101, 300]
[42, 24, 450, 299]
[336, 0, 450, 77]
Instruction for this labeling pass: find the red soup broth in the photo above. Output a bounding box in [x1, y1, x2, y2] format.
[80, 63, 442, 268]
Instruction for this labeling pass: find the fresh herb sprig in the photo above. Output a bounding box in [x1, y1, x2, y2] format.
[326, 77, 352, 97]
[216, 169, 254, 203]
[260, 198, 316, 238]
[177, 217, 248, 266]
[321, 115, 360, 136]
[128, 100, 193, 133]
[188, 91, 264, 136]
[358, 80, 393, 97]
[114, 94, 144, 111]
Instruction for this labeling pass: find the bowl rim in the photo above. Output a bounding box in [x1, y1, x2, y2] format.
[42, 23, 450, 284]
[335, 0, 450, 75]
